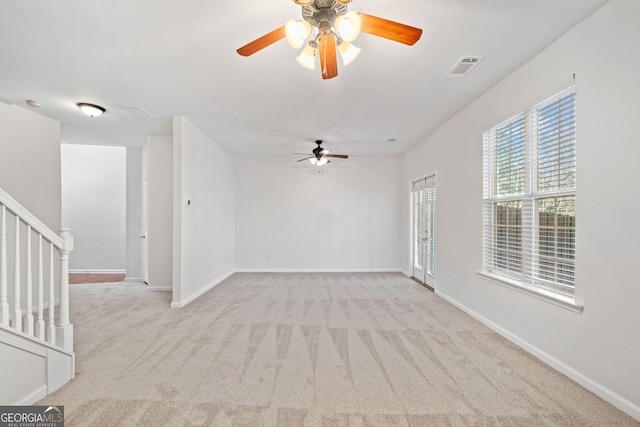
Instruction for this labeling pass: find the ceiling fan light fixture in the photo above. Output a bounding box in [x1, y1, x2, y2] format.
[317, 157, 328, 166]
[285, 20, 312, 49]
[296, 44, 317, 69]
[338, 41, 361, 66]
[77, 102, 105, 118]
[335, 11, 361, 42]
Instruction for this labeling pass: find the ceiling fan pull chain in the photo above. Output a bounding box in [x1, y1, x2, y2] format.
[322, 41, 327, 75]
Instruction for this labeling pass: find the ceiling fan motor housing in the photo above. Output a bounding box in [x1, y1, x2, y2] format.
[312, 140, 328, 157]
[301, 1, 348, 29]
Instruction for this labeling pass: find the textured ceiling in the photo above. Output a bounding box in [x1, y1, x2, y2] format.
[0, 0, 608, 156]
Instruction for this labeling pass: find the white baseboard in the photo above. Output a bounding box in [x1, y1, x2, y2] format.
[15, 384, 47, 405]
[147, 286, 172, 292]
[69, 269, 126, 274]
[124, 276, 143, 283]
[234, 268, 405, 274]
[436, 290, 640, 422]
[171, 269, 235, 308]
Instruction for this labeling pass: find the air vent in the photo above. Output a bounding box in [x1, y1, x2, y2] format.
[444, 56, 484, 80]
[110, 105, 155, 119]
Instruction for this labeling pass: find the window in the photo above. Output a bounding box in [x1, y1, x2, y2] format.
[482, 85, 576, 298]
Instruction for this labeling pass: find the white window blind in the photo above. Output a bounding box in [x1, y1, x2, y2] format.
[412, 189, 424, 270]
[483, 85, 576, 297]
[425, 177, 436, 276]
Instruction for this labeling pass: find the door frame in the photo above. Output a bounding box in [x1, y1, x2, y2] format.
[409, 172, 437, 290]
[142, 178, 149, 284]
[141, 146, 149, 285]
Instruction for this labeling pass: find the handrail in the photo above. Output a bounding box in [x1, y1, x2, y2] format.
[0, 187, 64, 250]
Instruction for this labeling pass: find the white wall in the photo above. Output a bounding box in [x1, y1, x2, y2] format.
[236, 156, 403, 271]
[403, 0, 640, 418]
[145, 135, 174, 290]
[0, 104, 61, 230]
[172, 116, 235, 306]
[61, 144, 126, 271]
[125, 147, 143, 281]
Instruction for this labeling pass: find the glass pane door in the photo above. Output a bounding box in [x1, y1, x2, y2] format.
[411, 176, 436, 287]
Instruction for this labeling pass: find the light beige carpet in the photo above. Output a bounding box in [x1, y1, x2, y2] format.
[39, 273, 638, 426]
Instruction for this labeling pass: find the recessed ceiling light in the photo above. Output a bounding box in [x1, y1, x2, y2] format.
[77, 102, 106, 118]
[26, 99, 41, 108]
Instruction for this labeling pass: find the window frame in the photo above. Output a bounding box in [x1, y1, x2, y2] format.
[479, 84, 582, 313]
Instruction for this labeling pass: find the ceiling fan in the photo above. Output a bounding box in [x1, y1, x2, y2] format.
[237, 0, 423, 80]
[296, 140, 348, 166]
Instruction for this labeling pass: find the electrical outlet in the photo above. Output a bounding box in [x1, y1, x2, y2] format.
[453, 275, 457, 285]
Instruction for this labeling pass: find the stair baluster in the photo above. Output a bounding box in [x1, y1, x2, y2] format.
[36, 234, 45, 339]
[0, 205, 7, 325]
[13, 216, 22, 331]
[47, 242, 55, 345]
[24, 225, 34, 335]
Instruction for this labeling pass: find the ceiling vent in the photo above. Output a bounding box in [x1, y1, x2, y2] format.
[110, 104, 155, 119]
[444, 56, 484, 79]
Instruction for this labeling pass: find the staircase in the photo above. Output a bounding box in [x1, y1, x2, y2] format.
[0, 186, 74, 404]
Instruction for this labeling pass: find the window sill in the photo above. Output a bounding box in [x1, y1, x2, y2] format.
[477, 271, 584, 314]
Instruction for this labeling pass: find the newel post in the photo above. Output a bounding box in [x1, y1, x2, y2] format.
[56, 227, 74, 351]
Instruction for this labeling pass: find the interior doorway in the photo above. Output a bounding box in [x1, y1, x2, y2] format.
[61, 144, 127, 277]
[411, 175, 436, 290]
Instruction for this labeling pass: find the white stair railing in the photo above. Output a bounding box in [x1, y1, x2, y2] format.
[0, 187, 73, 352]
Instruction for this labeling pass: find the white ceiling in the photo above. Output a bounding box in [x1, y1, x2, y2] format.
[0, 0, 608, 156]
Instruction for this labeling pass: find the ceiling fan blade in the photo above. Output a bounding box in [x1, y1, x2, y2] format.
[237, 26, 286, 57]
[296, 156, 314, 162]
[326, 154, 348, 159]
[318, 34, 338, 79]
[359, 13, 423, 46]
